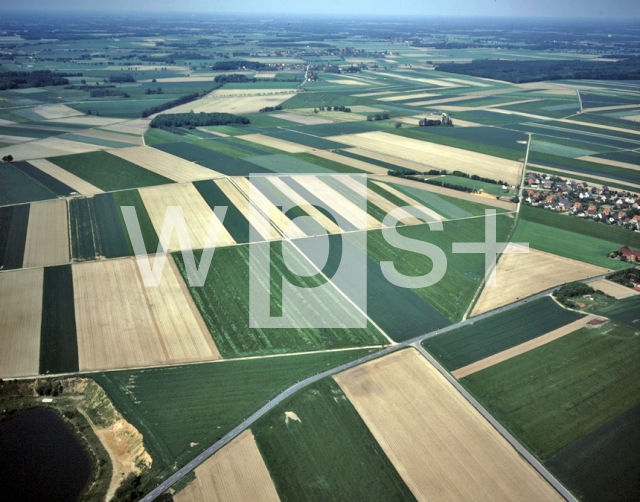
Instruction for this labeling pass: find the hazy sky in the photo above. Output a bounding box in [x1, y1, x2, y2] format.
[5, 0, 640, 19]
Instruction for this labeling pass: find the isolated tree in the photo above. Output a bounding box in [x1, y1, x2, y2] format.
[86, 109, 91, 115]
[81, 79, 86, 84]
[2, 155, 13, 163]
[395, 122, 402, 128]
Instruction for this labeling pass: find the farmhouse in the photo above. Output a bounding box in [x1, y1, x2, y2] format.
[615, 246, 640, 262]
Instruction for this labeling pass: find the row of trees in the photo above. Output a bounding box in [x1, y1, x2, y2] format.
[314, 106, 351, 113]
[259, 105, 282, 113]
[89, 89, 129, 98]
[0, 70, 81, 90]
[150, 111, 250, 129]
[140, 85, 221, 118]
[108, 74, 135, 83]
[366, 112, 390, 121]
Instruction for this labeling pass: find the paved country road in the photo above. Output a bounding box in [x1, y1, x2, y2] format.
[140, 277, 607, 502]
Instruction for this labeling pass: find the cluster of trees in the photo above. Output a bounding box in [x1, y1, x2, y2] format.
[314, 106, 351, 113]
[150, 111, 249, 130]
[2, 155, 14, 163]
[214, 73, 252, 83]
[140, 85, 220, 118]
[0, 70, 81, 90]
[606, 268, 640, 288]
[553, 282, 596, 307]
[108, 74, 135, 83]
[388, 169, 423, 177]
[435, 57, 640, 83]
[35, 379, 63, 397]
[451, 171, 503, 185]
[89, 89, 129, 98]
[259, 105, 283, 113]
[425, 179, 476, 193]
[212, 60, 268, 71]
[419, 118, 441, 126]
[65, 84, 116, 91]
[366, 112, 390, 121]
[144, 87, 163, 95]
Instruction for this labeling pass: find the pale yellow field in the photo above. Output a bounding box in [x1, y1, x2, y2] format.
[471, 245, 608, 316]
[343, 147, 430, 172]
[0, 134, 35, 144]
[23, 199, 70, 268]
[576, 156, 640, 172]
[373, 72, 461, 88]
[309, 150, 388, 174]
[589, 279, 639, 299]
[174, 430, 280, 502]
[101, 119, 150, 135]
[334, 349, 562, 501]
[378, 92, 438, 102]
[74, 257, 221, 372]
[441, 77, 492, 87]
[254, 72, 277, 78]
[32, 104, 83, 119]
[329, 131, 523, 185]
[452, 315, 598, 379]
[239, 133, 310, 153]
[371, 181, 444, 222]
[622, 114, 640, 122]
[140, 183, 235, 252]
[0, 268, 43, 378]
[272, 113, 332, 125]
[109, 146, 223, 183]
[267, 177, 341, 234]
[337, 176, 422, 225]
[232, 177, 306, 239]
[167, 90, 297, 115]
[74, 128, 142, 145]
[326, 79, 367, 85]
[0, 137, 106, 161]
[28, 158, 104, 195]
[292, 175, 379, 230]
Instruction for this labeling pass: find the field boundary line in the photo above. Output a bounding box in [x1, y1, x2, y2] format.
[576, 90, 583, 113]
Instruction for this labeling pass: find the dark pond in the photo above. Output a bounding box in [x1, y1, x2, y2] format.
[0, 407, 93, 502]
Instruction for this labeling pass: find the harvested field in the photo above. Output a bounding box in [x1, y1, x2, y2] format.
[292, 175, 378, 230]
[101, 119, 150, 136]
[29, 159, 102, 195]
[343, 147, 430, 172]
[73, 129, 142, 145]
[0, 268, 42, 378]
[378, 92, 438, 102]
[326, 79, 367, 85]
[373, 72, 461, 87]
[471, 245, 608, 316]
[371, 181, 444, 222]
[73, 257, 220, 372]
[309, 150, 388, 174]
[0, 137, 106, 162]
[452, 315, 598, 379]
[31, 104, 83, 120]
[240, 134, 310, 153]
[329, 131, 523, 185]
[271, 113, 331, 125]
[174, 430, 279, 502]
[334, 349, 563, 501]
[590, 279, 639, 299]
[0, 134, 35, 144]
[22, 199, 69, 268]
[109, 146, 222, 183]
[167, 92, 296, 115]
[139, 182, 235, 252]
[382, 176, 517, 210]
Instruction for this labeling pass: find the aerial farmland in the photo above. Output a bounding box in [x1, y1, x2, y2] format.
[0, 7, 639, 502]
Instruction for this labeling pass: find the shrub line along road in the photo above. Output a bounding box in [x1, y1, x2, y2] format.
[140, 276, 608, 502]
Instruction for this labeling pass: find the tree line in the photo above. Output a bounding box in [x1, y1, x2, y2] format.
[0, 70, 82, 90]
[140, 85, 221, 118]
[150, 111, 250, 130]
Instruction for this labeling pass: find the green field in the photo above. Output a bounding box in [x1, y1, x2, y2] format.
[39, 265, 78, 374]
[92, 349, 377, 468]
[48, 151, 173, 191]
[530, 138, 599, 158]
[594, 295, 640, 328]
[70, 98, 175, 118]
[262, 129, 348, 150]
[253, 379, 416, 502]
[173, 243, 388, 357]
[423, 297, 583, 370]
[244, 153, 334, 174]
[0, 204, 30, 270]
[112, 189, 160, 255]
[13, 161, 74, 196]
[68, 197, 101, 261]
[545, 402, 640, 502]
[511, 219, 630, 270]
[461, 321, 640, 460]
[0, 163, 57, 206]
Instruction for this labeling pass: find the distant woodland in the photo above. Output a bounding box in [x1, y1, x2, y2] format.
[0, 70, 81, 90]
[435, 57, 640, 83]
[150, 112, 249, 129]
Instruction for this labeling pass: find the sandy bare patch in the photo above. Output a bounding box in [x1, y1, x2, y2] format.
[292, 175, 378, 230]
[23, 199, 69, 268]
[31, 104, 83, 120]
[174, 430, 280, 502]
[27, 159, 103, 195]
[471, 246, 608, 316]
[330, 131, 522, 185]
[309, 150, 388, 175]
[589, 279, 639, 299]
[284, 411, 301, 424]
[335, 349, 563, 501]
[379, 92, 439, 102]
[0, 134, 36, 144]
[74, 256, 221, 372]
[0, 137, 106, 161]
[576, 156, 640, 172]
[383, 175, 517, 210]
[109, 146, 222, 183]
[240, 133, 310, 153]
[140, 182, 234, 252]
[0, 268, 42, 378]
[452, 315, 598, 379]
[272, 113, 332, 125]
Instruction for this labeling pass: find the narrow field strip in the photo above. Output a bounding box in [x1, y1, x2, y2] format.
[74, 128, 143, 145]
[0, 268, 42, 378]
[27, 158, 103, 196]
[334, 349, 563, 501]
[371, 180, 445, 222]
[452, 315, 598, 379]
[74, 257, 221, 372]
[174, 430, 280, 502]
[576, 155, 640, 172]
[308, 150, 388, 174]
[343, 147, 430, 172]
[22, 199, 69, 268]
[140, 182, 235, 252]
[240, 134, 311, 153]
[110, 146, 223, 183]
